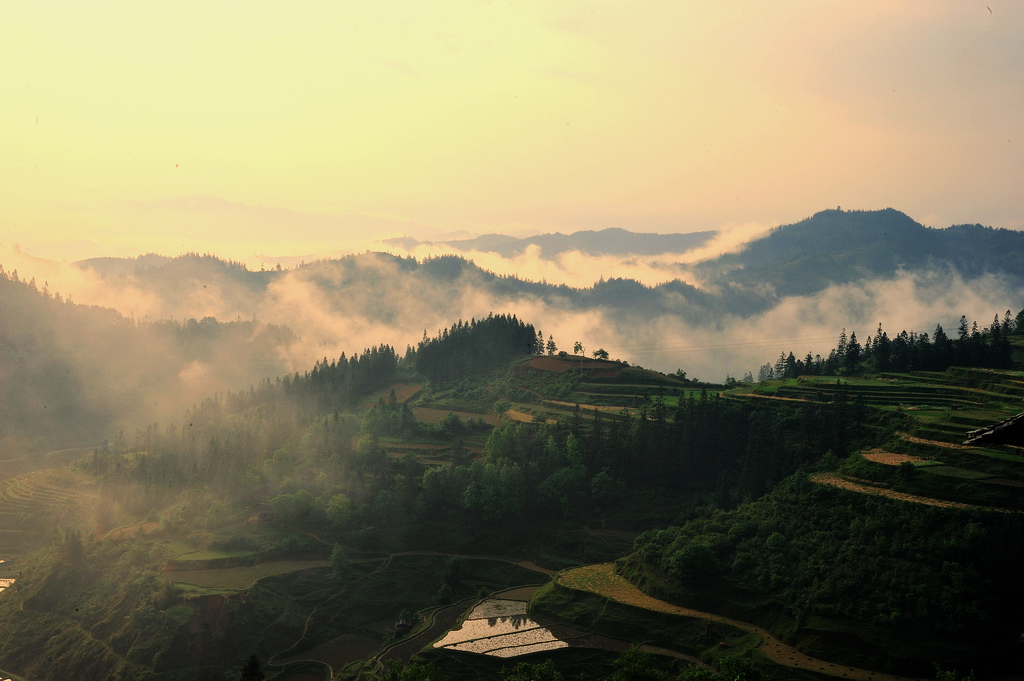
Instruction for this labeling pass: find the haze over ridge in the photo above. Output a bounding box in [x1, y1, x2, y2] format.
[3, 208, 1022, 444]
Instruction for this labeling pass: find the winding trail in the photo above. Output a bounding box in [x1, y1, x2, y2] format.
[558, 564, 922, 681]
[260, 551, 928, 680]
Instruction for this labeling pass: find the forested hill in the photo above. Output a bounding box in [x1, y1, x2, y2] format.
[72, 210, 1024, 327]
[382, 227, 717, 257]
[697, 208, 1024, 296]
[0, 267, 294, 449]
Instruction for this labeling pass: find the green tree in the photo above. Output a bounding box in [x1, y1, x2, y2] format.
[610, 647, 670, 680]
[326, 492, 353, 529]
[591, 467, 626, 510]
[500, 659, 564, 681]
[933, 664, 975, 681]
[667, 541, 719, 581]
[382, 661, 449, 681]
[269, 489, 316, 523]
[546, 335, 557, 355]
[240, 654, 264, 681]
[492, 399, 512, 418]
[330, 544, 350, 579]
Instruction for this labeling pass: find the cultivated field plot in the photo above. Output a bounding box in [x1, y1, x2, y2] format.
[738, 368, 1024, 509]
[737, 369, 1024, 416]
[861, 449, 927, 466]
[0, 469, 92, 552]
[434, 598, 571, 658]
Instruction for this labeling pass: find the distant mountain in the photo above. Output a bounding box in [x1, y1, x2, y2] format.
[20, 207, 1021, 393]
[383, 227, 717, 257]
[68, 209, 1024, 337]
[697, 208, 1024, 296]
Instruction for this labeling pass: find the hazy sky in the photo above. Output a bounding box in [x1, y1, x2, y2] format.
[3, 1, 1022, 262]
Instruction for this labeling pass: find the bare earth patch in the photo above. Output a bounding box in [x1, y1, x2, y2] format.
[810, 473, 1009, 513]
[898, 433, 974, 450]
[520, 356, 621, 375]
[861, 449, 925, 466]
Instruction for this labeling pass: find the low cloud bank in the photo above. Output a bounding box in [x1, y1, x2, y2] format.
[381, 220, 776, 288]
[4, 245, 1022, 422]
[579, 269, 1023, 381]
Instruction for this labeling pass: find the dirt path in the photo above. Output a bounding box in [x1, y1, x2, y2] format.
[558, 564, 921, 681]
[810, 473, 1011, 512]
[898, 433, 975, 450]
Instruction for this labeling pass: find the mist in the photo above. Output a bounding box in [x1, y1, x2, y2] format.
[4, 241, 1023, 425]
[379, 220, 778, 288]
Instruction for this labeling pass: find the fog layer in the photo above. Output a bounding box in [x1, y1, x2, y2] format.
[4, 242, 1021, 404]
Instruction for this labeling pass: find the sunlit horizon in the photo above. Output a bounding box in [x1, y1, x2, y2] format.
[3, 1, 1022, 264]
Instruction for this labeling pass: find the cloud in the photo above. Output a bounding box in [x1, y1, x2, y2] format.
[380, 219, 778, 288]
[389, 243, 695, 288]
[675, 221, 776, 265]
[4, 243, 1023, 421]
[583, 268, 1024, 381]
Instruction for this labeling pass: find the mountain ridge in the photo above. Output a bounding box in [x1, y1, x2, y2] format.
[383, 226, 717, 257]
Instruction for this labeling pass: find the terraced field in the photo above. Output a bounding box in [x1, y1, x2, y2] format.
[558, 564, 919, 681]
[733, 368, 1024, 510]
[0, 469, 93, 553]
[740, 368, 1024, 414]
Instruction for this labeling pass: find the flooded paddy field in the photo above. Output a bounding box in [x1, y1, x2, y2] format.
[433, 598, 572, 658]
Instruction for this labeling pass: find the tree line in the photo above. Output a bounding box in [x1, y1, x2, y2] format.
[759, 309, 1022, 380]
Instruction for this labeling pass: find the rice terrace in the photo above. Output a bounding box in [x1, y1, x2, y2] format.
[4, 302, 1024, 681]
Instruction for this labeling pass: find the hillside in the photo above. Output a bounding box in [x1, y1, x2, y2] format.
[2, 309, 1024, 680]
[0, 267, 294, 450]
[382, 227, 717, 258]
[72, 209, 1024, 331]
[4, 218, 1024, 679]
[697, 208, 1024, 297]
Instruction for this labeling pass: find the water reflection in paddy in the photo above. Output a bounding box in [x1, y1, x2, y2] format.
[434, 598, 569, 658]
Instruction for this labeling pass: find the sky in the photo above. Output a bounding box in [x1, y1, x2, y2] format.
[2, 1, 1022, 263]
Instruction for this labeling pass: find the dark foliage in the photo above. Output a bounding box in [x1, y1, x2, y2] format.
[415, 314, 537, 384]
